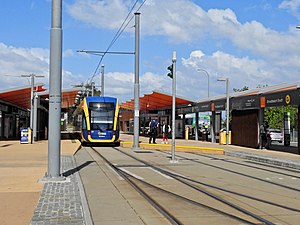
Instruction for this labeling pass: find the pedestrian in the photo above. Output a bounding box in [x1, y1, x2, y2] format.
[162, 122, 171, 144]
[167, 123, 171, 144]
[149, 119, 158, 144]
[259, 122, 266, 149]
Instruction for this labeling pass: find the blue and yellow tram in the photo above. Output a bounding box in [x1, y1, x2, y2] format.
[76, 96, 120, 144]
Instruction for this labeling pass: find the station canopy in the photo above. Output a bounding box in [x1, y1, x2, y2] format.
[0, 84, 81, 110]
[39, 87, 82, 109]
[120, 90, 194, 111]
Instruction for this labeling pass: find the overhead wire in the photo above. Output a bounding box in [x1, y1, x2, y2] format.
[89, 0, 147, 84]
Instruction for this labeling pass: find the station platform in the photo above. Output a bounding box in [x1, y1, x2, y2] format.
[0, 133, 299, 225]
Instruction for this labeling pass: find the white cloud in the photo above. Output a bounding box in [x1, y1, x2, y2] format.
[63, 49, 75, 57]
[279, 0, 300, 18]
[66, 0, 300, 62]
[66, 0, 130, 30]
[102, 71, 170, 102]
[0, 42, 82, 91]
[0, 43, 49, 88]
[181, 50, 291, 98]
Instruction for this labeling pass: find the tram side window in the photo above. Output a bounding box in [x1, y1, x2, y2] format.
[82, 113, 87, 130]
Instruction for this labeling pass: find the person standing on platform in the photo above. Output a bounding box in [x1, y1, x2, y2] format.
[162, 122, 171, 144]
[259, 122, 266, 149]
[149, 119, 158, 144]
[162, 122, 167, 144]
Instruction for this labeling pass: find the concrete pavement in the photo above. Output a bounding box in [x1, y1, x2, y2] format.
[0, 140, 81, 225]
[0, 133, 299, 224]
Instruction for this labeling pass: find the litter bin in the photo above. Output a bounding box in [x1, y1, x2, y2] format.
[185, 127, 189, 140]
[20, 127, 32, 144]
[219, 130, 225, 145]
[219, 130, 231, 145]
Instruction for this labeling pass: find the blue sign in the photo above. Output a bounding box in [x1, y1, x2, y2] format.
[20, 128, 30, 144]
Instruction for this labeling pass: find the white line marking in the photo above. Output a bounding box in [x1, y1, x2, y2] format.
[118, 168, 144, 180]
[107, 163, 124, 180]
[148, 167, 173, 179]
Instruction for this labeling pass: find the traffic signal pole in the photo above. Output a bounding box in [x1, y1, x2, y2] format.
[171, 52, 177, 162]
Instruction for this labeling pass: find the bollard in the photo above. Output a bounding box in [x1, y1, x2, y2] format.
[185, 127, 189, 140]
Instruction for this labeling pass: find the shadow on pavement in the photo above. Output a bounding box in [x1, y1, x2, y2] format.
[62, 160, 94, 177]
[267, 144, 299, 155]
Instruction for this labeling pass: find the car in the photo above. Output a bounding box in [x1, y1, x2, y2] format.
[140, 126, 150, 135]
[266, 129, 283, 143]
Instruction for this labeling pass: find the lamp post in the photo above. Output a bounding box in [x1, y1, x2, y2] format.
[197, 69, 210, 98]
[196, 69, 210, 142]
[21, 73, 44, 143]
[217, 77, 230, 145]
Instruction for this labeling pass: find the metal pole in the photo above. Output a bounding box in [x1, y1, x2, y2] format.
[133, 12, 140, 150]
[30, 75, 34, 130]
[195, 112, 199, 141]
[47, 0, 63, 179]
[91, 82, 95, 96]
[33, 93, 38, 142]
[208, 74, 210, 98]
[171, 51, 177, 162]
[197, 69, 210, 98]
[211, 111, 216, 143]
[226, 78, 229, 145]
[101, 64, 104, 96]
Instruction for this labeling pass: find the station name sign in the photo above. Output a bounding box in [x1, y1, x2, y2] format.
[231, 96, 259, 110]
[212, 100, 226, 111]
[260, 90, 298, 108]
[194, 102, 211, 112]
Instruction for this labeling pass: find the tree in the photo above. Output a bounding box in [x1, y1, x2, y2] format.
[264, 105, 297, 129]
[233, 85, 297, 130]
[233, 85, 249, 92]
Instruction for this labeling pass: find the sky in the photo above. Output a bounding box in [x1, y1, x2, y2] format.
[1, 0, 300, 103]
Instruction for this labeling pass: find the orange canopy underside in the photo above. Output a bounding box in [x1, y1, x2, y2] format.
[0, 85, 80, 110]
[0, 87, 193, 112]
[120, 91, 193, 111]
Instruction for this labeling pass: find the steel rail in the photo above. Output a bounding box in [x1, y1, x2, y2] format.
[89, 147, 256, 225]
[113, 147, 277, 225]
[190, 152, 300, 179]
[156, 151, 300, 212]
[87, 147, 183, 225]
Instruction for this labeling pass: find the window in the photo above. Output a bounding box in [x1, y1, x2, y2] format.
[89, 102, 115, 131]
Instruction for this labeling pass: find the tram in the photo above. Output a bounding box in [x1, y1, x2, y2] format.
[75, 96, 120, 145]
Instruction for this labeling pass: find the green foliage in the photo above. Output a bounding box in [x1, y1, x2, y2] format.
[264, 106, 297, 129]
[233, 86, 249, 92]
[256, 84, 268, 88]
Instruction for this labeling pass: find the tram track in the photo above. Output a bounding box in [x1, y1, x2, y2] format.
[155, 151, 300, 212]
[85, 146, 257, 225]
[189, 152, 300, 179]
[86, 146, 286, 225]
[159, 151, 300, 192]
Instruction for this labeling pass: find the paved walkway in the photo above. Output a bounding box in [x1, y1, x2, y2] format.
[0, 140, 81, 225]
[0, 133, 299, 225]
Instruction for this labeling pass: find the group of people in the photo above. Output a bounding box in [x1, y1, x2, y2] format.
[148, 119, 171, 144]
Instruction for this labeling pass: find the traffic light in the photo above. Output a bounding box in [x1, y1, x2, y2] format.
[167, 64, 173, 79]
